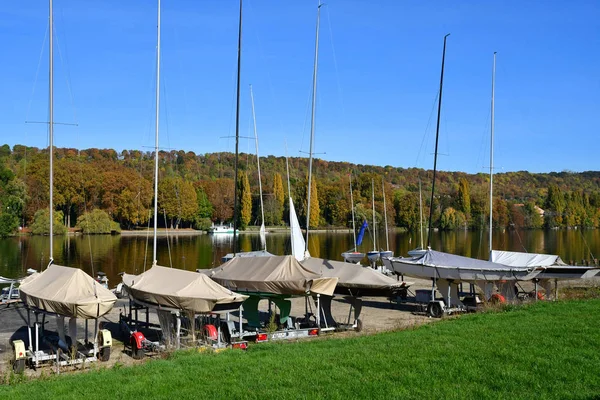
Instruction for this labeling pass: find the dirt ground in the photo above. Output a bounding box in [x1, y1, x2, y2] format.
[1, 277, 597, 381]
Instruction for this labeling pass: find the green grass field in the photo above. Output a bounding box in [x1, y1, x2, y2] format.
[2, 299, 600, 399]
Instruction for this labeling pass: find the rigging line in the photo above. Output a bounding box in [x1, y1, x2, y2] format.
[299, 80, 314, 156]
[414, 90, 439, 168]
[55, 7, 78, 125]
[25, 22, 49, 123]
[325, 6, 346, 119]
[143, 208, 151, 272]
[577, 227, 596, 261]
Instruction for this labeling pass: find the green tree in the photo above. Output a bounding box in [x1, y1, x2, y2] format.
[239, 172, 252, 229]
[76, 209, 121, 234]
[158, 176, 198, 228]
[30, 209, 67, 235]
[544, 184, 565, 228]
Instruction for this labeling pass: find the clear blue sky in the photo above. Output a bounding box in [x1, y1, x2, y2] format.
[1, 0, 598, 174]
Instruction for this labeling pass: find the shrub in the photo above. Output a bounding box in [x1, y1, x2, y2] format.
[76, 209, 121, 234]
[30, 209, 67, 235]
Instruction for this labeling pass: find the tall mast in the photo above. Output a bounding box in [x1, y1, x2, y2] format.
[382, 180, 390, 251]
[250, 84, 266, 251]
[371, 179, 376, 251]
[285, 141, 291, 199]
[49, 0, 54, 263]
[152, 0, 161, 266]
[418, 179, 424, 249]
[489, 52, 496, 257]
[426, 33, 450, 249]
[305, 1, 322, 254]
[232, 0, 243, 256]
[349, 174, 357, 252]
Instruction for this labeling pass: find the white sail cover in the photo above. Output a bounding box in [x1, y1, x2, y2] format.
[490, 250, 566, 267]
[123, 265, 248, 313]
[19, 264, 116, 319]
[260, 223, 266, 250]
[0, 276, 19, 285]
[290, 198, 306, 261]
[206, 255, 337, 296]
[301, 257, 405, 290]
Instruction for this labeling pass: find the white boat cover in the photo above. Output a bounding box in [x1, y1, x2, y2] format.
[490, 250, 566, 267]
[19, 264, 116, 319]
[123, 265, 248, 313]
[402, 250, 534, 272]
[221, 250, 275, 263]
[301, 257, 405, 290]
[289, 197, 306, 262]
[0, 276, 19, 285]
[206, 255, 338, 296]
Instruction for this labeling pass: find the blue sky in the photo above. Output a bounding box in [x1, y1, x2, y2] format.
[1, 0, 598, 174]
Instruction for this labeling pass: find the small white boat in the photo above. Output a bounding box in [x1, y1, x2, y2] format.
[209, 224, 237, 234]
[342, 251, 365, 264]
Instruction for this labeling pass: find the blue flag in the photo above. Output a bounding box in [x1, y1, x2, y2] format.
[356, 220, 368, 246]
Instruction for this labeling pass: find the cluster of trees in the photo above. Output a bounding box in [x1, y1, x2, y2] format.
[0, 143, 599, 237]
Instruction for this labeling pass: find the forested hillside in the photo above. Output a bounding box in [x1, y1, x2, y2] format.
[1, 143, 599, 236]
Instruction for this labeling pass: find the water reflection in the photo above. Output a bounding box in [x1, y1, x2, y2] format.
[1, 229, 599, 285]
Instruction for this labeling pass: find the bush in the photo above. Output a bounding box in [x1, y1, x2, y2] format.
[76, 209, 121, 234]
[194, 217, 212, 231]
[0, 212, 18, 237]
[30, 209, 67, 235]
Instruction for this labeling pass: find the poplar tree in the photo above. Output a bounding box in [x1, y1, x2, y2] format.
[273, 173, 284, 224]
[309, 177, 320, 228]
[239, 171, 252, 229]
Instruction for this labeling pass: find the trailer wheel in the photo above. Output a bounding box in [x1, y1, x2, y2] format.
[13, 359, 25, 374]
[427, 302, 443, 318]
[354, 318, 363, 332]
[99, 346, 111, 362]
[132, 346, 145, 360]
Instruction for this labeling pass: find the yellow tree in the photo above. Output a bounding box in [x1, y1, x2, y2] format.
[239, 171, 252, 229]
[308, 176, 320, 228]
[273, 172, 285, 224]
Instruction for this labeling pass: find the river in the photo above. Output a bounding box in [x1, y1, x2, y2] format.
[1, 229, 599, 284]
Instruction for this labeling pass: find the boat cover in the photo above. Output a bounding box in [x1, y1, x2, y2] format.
[490, 250, 566, 267]
[301, 257, 404, 290]
[123, 265, 248, 313]
[0, 276, 19, 285]
[399, 249, 534, 272]
[19, 264, 116, 319]
[221, 250, 275, 263]
[206, 255, 338, 296]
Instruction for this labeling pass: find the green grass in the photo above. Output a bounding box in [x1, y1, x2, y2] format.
[2, 300, 600, 399]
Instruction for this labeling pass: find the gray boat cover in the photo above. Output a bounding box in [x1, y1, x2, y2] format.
[206, 255, 338, 296]
[490, 250, 566, 267]
[401, 249, 534, 272]
[19, 264, 116, 319]
[301, 257, 405, 290]
[221, 250, 275, 263]
[123, 265, 248, 313]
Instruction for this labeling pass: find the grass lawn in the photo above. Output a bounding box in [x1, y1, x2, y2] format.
[1, 299, 599, 399]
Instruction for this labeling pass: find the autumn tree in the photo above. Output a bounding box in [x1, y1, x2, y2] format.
[158, 176, 197, 228]
[201, 178, 234, 222]
[457, 178, 471, 222]
[307, 176, 321, 228]
[273, 173, 285, 225]
[544, 184, 565, 228]
[238, 171, 252, 229]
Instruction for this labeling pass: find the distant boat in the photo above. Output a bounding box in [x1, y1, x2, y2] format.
[366, 179, 380, 263]
[209, 223, 238, 234]
[341, 173, 365, 263]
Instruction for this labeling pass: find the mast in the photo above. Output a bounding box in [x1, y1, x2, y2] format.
[418, 179, 424, 249]
[382, 180, 390, 251]
[371, 179, 376, 251]
[152, 0, 161, 266]
[489, 52, 496, 257]
[426, 33, 450, 249]
[250, 84, 266, 251]
[232, 0, 243, 256]
[285, 141, 291, 199]
[305, 1, 322, 254]
[49, 0, 54, 263]
[349, 174, 357, 252]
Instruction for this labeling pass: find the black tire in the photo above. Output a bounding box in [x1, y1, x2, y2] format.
[427, 302, 443, 318]
[132, 346, 145, 360]
[13, 359, 25, 374]
[99, 346, 111, 362]
[354, 318, 363, 332]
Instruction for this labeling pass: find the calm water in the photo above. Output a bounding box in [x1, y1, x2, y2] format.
[1, 229, 600, 284]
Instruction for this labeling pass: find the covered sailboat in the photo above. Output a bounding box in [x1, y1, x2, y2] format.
[123, 265, 247, 313]
[20, 265, 116, 319]
[491, 250, 600, 280]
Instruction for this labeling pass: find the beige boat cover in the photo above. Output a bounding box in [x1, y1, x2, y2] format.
[301, 257, 405, 290]
[123, 265, 248, 313]
[206, 255, 338, 296]
[19, 264, 116, 319]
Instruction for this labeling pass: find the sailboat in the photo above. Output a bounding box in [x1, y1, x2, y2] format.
[122, 0, 248, 333]
[17, 0, 116, 369]
[407, 179, 426, 257]
[379, 179, 393, 259]
[366, 179, 380, 263]
[220, 85, 274, 263]
[342, 173, 365, 263]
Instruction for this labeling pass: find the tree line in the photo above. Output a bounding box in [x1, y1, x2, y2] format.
[0, 143, 599, 237]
